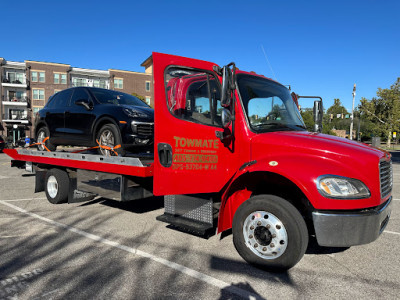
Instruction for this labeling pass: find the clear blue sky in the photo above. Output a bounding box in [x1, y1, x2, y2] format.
[2, 0, 399, 111]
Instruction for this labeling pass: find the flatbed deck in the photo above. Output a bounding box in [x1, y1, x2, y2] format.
[4, 149, 154, 177]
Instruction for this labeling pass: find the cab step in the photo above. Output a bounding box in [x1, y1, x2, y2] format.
[156, 213, 215, 237]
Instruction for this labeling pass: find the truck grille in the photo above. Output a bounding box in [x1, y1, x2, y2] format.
[380, 160, 392, 199]
[133, 122, 153, 136]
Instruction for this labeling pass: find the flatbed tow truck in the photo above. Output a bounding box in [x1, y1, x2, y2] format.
[4, 53, 392, 271]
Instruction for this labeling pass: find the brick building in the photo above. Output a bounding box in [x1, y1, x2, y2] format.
[0, 57, 153, 145]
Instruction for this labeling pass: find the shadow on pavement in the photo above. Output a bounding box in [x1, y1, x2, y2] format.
[79, 196, 164, 214]
[306, 236, 349, 255]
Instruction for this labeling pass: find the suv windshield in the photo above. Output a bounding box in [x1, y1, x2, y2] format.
[237, 74, 306, 132]
[91, 88, 149, 107]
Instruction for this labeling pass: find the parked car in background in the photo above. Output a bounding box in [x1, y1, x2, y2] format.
[0, 136, 6, 152]
[34, 87, 154, 156]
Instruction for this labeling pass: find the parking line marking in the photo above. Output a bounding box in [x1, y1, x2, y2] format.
[393, 199, 400, 201]
[385, 230, 400, 236]
[0, 197, 47, 202]
[0, 200, 262, 300]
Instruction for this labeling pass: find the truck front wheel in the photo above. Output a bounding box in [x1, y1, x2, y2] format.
[45, 169, 69, 204]
[232, 195, 308, 271]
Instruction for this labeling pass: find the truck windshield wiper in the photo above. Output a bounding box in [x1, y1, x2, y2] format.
[253, 122, 289, 128]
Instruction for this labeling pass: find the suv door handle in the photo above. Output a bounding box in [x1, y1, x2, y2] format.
[157, 143, 172, 168]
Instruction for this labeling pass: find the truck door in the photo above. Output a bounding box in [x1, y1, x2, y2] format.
[153, 52, 238, 196]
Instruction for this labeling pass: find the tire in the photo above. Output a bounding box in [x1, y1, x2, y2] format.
[45, 169, 69, 204]
[232, 195, 308, 271]
[36, 126, 56, 151]
[96, 124, 125, 156]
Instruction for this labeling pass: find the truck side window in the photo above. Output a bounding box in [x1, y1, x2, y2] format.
[165, 67, 222, 127]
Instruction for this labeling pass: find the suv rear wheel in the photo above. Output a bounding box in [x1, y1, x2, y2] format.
[96, 124, 125, 156]
[37, 126, 57, 151]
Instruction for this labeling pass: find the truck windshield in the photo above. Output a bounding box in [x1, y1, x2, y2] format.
[237, 74, 306, 132]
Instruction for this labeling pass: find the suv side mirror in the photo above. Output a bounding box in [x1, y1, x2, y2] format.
[75, 99, 93, 110]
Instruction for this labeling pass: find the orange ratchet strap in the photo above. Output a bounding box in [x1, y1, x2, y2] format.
[71, 140, 121, 156]
[29, 137, 51, 152]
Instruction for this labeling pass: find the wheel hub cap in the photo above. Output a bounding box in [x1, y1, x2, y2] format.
[47, 175, 58, 199]
[243, 211, 288, 259]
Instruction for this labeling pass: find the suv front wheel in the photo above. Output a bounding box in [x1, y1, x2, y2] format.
[96, 124, 125, 156]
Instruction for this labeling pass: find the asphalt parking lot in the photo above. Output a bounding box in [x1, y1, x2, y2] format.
[0, 151, 399, 300]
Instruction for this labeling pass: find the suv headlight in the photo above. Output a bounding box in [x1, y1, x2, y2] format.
[123, 108, 148, 118]
[316, 175, 370, 199]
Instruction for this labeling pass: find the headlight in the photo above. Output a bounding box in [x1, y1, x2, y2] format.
[316, 175, 370, 199]
[123, 108, 148, 118]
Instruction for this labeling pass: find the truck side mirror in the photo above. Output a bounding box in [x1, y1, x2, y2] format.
[221, 66, 232, 107]
[221, 108, 233, 128]
[313, 100, 323, 133]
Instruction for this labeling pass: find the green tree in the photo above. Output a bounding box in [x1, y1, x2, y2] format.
[359, 78, 400, 147]
[326, 99, 351, 131]
[300, 109, 314, 131]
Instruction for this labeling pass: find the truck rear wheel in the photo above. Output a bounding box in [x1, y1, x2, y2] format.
[232, 195, 308, 271]
[45, 169, 69, 204]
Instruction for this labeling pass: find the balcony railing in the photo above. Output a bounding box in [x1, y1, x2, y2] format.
[2, 95, 29, 103]
[2, 113, 31, 123]
[2, 78, 27, 85]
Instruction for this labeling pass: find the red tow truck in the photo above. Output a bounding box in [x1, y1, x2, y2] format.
[4, 53, 392, 271]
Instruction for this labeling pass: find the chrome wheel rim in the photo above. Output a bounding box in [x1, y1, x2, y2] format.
[37, 130, 46, 151]
[243, 211, 288, 259]
[47, 175, 58, 199]
[99, 129, 115, 156]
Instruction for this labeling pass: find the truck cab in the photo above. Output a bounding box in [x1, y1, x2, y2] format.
[152, 53, 392, 270]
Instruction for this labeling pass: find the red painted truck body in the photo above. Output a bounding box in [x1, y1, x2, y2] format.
[4, 52, 392, 271]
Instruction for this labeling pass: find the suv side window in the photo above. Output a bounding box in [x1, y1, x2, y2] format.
[165, 67, 222, 127]
[46, 89, 73, 108]
[45, 94, 58, 108]
[57, 89, 73, 107]
[70, 88, 91, 106]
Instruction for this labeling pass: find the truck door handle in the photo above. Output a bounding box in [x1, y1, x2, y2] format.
[157, 143, 172, 168]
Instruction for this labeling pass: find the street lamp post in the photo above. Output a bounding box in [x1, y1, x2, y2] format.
[350, 84, 356, 140]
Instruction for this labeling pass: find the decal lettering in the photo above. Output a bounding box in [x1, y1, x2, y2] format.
[172, 136, 219, 171]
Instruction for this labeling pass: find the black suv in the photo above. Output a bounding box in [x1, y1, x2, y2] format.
[34, 87, 154, 156]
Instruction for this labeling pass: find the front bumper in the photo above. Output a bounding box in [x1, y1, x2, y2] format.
[312, 197, 392, 247]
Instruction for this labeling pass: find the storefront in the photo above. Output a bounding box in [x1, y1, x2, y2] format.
[5, 124, 30, 146]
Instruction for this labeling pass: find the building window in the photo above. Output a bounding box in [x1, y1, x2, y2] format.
[54, 73, 67, 84]
[33, 107, 43, 114]
[114, 78, 123, 89]
[146, 81, 151, 92]
[32, 71, 45, 82]
[33, 89, 45, 100]
[93, 79, 107, 88]
[145, 96, 151, 106]
[61, 74, 67, 84]
[72, 78, 88, 87]
[6, 72, 25, 84]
